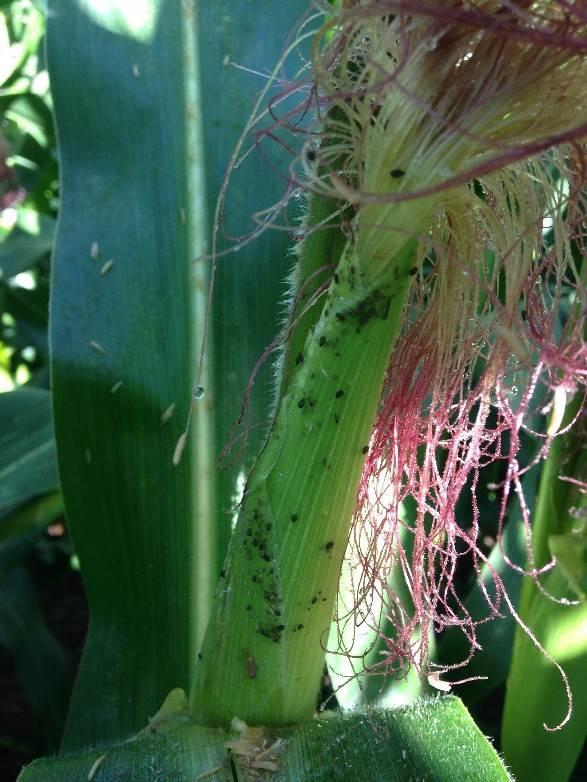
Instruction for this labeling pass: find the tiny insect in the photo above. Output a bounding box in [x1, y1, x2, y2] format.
[547, 385, 567, 437]
[89, 340, 106, 354]
[161, 403, 176, 424]
[247, 655, 257, 679]
[427, 673, 451, 692]
[87, 753, 106, 780]
[173, 432, 188, 466]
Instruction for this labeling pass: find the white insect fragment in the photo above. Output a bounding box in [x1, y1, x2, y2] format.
[161, 403, 176, 424]
[427, 673, 452, 692]
[547, 385, 567, 437]
[90, 242, 99, 260]
[173, 432, 188, 466]
[85, 448, 92, 464]
[89, 340, 106, 354]
[110, 381, 123, 394]
[132, 64, 140, 77]
[100, 259, 114, 276]
[87, 753, 106, 781]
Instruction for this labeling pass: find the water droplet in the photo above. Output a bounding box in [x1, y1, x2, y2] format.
[193, 385, 205, 400]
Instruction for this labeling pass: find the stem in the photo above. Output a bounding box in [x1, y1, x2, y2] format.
[191, 236, 418, 726]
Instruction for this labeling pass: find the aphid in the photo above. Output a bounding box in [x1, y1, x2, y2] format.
[161, 403, 175, 424]
[173, 432, 188, 466]
[87, 753, 106, 781]
[547, 385, 567, 437]
[247, 655, 257, 679]
[427, 673, 451, 692]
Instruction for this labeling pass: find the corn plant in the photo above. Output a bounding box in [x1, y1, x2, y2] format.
[9, 1, 587, 781]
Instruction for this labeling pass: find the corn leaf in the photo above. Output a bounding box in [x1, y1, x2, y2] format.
[47, 0, 304, 751]
[18, 697, 513, 782]
[502, 400, 587, 782]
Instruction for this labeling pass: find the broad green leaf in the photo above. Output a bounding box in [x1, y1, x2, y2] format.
[47, 0, 305, 750]
[18, 697, 513, 782]
[502, 399, 587, 782]
[0, 387, 58, 513]
[502, 565, 587, 782]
